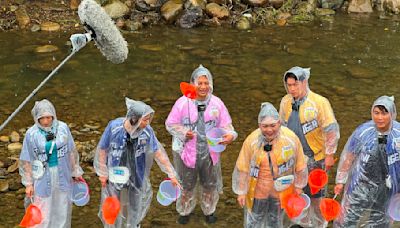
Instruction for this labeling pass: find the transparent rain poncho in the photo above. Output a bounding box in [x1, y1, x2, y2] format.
[334, 96, 400, 228]
[232, 102, 308, 228]
[165, 65, 237, 216]
[94, 98, 177, 227]
[19, 99, 83, 228]
[279, 67, 340, 227]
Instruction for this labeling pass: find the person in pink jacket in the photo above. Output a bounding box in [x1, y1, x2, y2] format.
[166, 64, 237, 224]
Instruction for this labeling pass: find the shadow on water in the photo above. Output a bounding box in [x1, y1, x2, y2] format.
[1, 12, 400, 227]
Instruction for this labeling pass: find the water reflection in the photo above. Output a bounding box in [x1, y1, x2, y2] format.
[1, 12, 400, 227]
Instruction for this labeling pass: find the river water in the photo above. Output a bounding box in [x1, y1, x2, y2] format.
[1, 12, 400, 227]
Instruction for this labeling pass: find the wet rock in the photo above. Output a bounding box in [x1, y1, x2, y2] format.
[40, 21, 61, 32]
[276, 18, 287, 26]
[116, 18, 125, 29]
[10, 131, 20, 143]
[348, 0, 373, 12]
[0, 161, 4, 168]
[176, 7, 203, 28]
[103, 0, 130, 18]
[7, 160, 19, 173]
[277, 12, 291, 20]
[315, 8, 336, 16]
[0, 136, 10, 143]
[35, 45, 59, 53]
[235, 16, 251, 30]
[347, 66, 375, 79]
[7, 143, 22, 152]
[125, 20, 143, 31]
[30, 24, 41, 32]
[83, 123, 101, 130]
[382, 0, 400, 13]
[29, 59, 59, 72]
[205, 3, 229, 19]
[161, 0, 184, 23]
[139, 44, 164, 51]
[15, 7, 30, 29]
[319, 0, 344, 9]
[70, 0, 81, 10]
[0, 180, 9, 192]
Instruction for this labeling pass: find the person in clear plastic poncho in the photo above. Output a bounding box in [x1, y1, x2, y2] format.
[279, 66, 340, 227]
[19, 99, 83, 228]
[334, 96, 400, 227]
[94, 97, 179, 228]
[165, 65, 237, 224]
[232, 102, 308, 228]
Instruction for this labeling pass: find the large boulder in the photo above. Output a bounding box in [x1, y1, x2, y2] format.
[348, 0, 373, 12]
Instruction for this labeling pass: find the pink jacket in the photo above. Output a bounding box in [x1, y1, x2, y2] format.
[166, 95, 236, 168]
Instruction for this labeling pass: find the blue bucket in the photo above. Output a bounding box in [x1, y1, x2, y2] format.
[71, 180, 90, 206]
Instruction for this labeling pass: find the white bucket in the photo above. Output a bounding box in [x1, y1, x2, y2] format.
[156, 180, 181, 206]
[206, 128, 227, 153]
[388, 194, 400, 221]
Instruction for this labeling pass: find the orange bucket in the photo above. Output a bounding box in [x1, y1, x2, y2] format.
[102, 196, 121, 225]
[320, 198, 341, 221]
[279, 185, 294, 209]
[20, 204, 42, 227]
[308, 169, 328, 195]
[283, 193, 307, 219]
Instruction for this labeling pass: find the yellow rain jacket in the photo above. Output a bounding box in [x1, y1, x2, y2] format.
[279, 91, 338, 161]
[234, 127, 307, 210]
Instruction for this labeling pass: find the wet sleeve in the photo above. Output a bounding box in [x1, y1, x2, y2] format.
[67, 127, 84, 177]
[218, 102, 238, 141]
[94, 123, 112, 177]
[293, 136, 308, 189]
[19, 133, 33, 187]
[335, 131, 359, 184]
[154, 139, 177, 179]
[232, 136, 252, 195]
[165, 100, 190, 141]
[319, 98, 340, 155]
[279, 98, 288, 126]
[99, 121, 112, 150]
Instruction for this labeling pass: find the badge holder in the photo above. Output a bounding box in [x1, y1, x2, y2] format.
[32, 160, 45, 179]
[108, 166, 130, 184]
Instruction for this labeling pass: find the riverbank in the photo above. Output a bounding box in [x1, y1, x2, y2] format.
[0, 0, 398, 32]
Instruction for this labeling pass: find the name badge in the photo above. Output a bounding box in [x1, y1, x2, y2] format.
[109, 166, 130, 184]
[302, 119, 318, 134]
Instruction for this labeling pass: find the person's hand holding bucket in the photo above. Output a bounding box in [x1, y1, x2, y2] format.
[20, 197, 42, 227]
[157, 178, 182, 206]
[206, 128, 228, 153]
[320, 194, 341, 223]
[102, 186, 120, 225]
[71, 177, 90, 206]
[283, 193, 307, 219]
[308, 168, 328, 195]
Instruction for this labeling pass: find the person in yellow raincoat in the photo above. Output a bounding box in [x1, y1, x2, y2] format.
[279, 66, 340, 227]
[232, 102, 308, 227]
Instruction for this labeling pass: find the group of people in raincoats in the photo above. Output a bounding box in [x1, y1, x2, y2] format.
[17, 64, 400, 228]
